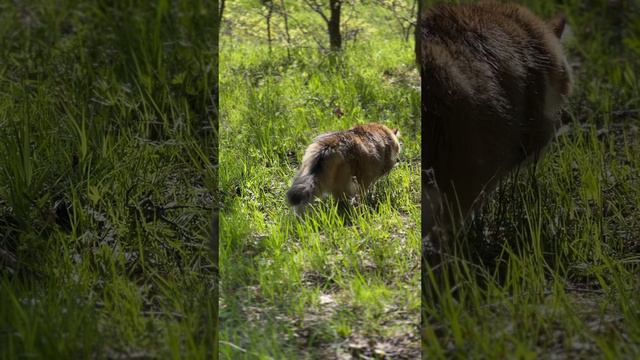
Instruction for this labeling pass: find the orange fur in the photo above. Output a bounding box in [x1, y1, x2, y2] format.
[287, 123, 401, 214]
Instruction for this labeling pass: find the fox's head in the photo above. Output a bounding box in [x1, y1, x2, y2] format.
[542, 12, 573, 105]
[388, 126, 402, 165]
[547, 13, 567, 39]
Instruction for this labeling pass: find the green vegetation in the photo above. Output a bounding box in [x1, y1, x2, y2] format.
[0, 1, 217, 358]
[219, 1, 420, 358]
[423, 1, 640, 358]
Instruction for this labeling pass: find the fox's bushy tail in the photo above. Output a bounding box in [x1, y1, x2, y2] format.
[286, 174, 317, 207]
[287, 142, 334, 210]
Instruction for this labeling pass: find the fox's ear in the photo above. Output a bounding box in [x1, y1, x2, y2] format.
[548, 13, 566, 39]
[392, 128, 399, 136]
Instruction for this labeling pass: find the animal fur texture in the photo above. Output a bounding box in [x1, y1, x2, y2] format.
[417, 2, 572, 251]
[287, 123, 401, 214]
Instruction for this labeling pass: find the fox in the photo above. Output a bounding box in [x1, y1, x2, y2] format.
[416, 2, 572, 260]
[286, 123, 401, 214]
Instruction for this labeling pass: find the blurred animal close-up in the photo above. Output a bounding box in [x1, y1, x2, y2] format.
[418, 1, 572, 264]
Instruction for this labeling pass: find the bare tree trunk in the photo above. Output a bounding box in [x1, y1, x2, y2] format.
[328, 0, 342, 51]
[280, 0, 292, 60]
[415, 0, 424, 70]
[267, 5, 273, 53]
[374, 0, 417, 42]
[219, 0, 225, 24]
[261, 0, 274, 53]
[406, 0, 417, 42]
[303, 0, 343, 51]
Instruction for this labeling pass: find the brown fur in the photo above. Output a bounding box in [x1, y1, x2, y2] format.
[287, 123, 401, 213]
[417, 2, 572, 253]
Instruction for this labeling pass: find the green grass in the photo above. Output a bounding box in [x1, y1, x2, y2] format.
[0, 1, 217, 358]
[220, 2, 420, 358]
[422, 0, 640, 358]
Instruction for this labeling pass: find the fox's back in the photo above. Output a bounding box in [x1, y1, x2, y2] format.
[345, 124, 399, 185]
[309, 124, 399, 189]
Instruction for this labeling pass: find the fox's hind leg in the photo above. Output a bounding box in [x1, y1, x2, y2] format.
[330, 176, 357, 203]
[348, 176, 361, 205]
[326, 167, 357, 218]
[325, 160, 354, 201]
